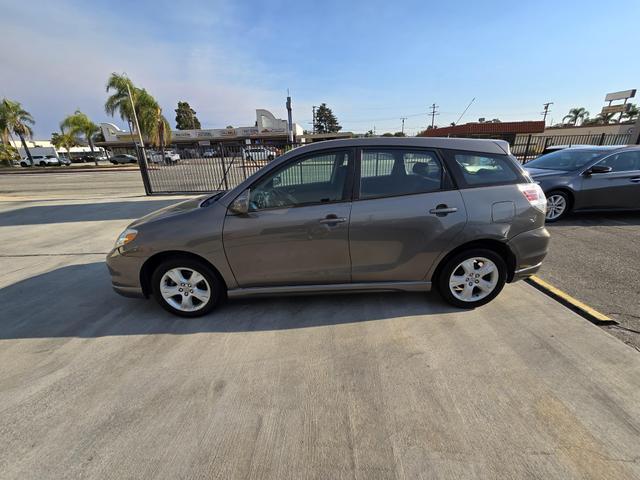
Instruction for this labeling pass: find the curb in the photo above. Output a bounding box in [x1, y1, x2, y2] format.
[0, 167, 139, 175]
[525, 275, 617, 325]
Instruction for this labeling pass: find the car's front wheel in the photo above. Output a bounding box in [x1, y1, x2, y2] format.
[545, 190, 570, 222]
[437, 248, 507, 309]
[151, 258, 224, 317]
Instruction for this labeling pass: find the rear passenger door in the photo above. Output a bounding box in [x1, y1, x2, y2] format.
[349, 148, 467, 282]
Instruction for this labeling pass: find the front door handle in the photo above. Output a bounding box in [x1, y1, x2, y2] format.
[630, 177, 640, 183]
[429, 205, 458, 216]
[319, 215, 347, 224]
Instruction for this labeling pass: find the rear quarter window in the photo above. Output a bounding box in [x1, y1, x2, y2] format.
[446, 151, 524, 187]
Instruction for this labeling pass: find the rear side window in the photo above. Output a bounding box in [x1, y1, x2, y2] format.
[453, 153, 520, 186]
[359, 149, 443, 199]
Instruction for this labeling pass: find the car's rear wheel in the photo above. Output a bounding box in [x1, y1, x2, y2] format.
[151, 258, 224, 317]
[545, 190, 570, 222]
[437, 248, 507, 309]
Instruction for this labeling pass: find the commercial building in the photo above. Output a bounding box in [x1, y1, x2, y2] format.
[97, 109, 303, 150]
[418, 120, 546, 143]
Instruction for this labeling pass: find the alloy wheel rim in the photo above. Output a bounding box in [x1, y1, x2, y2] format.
[160, 267, 211, 312]
[546, 194, 566, 220]
[449, 257, 499, 302]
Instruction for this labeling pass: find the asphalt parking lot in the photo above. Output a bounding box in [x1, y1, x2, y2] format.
[1, 172, 640, 479]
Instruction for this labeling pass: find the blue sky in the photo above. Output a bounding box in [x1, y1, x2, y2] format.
[2, 0, 639, 137]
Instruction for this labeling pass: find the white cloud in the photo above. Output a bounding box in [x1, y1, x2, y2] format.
[0, 0, 288, 137]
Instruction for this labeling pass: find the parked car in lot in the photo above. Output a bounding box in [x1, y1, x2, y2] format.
[108, 138, 549, 317]
[57, 155, 71, 166]
[150, 150, 180, 164]
[20, 155, 61, 167]
[203, 148, 220, 158]
[524, 146, 640, 221]
[242, 146, 276, 161]
[110, 154, 138, 164]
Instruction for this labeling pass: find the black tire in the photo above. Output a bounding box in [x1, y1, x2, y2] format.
[39, 162, 46, 167]
[151, 257, 224, 317]
[544, 190, 571, 223]
[437, 248, 507, 309]
[20, 162, 29, 167]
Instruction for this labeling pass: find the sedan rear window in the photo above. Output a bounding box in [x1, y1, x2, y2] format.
[525, 150, 607, 171]
[454, 154, 519, 186]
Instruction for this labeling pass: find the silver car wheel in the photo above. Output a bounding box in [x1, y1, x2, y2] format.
[546, 194, 566, 220]
[160, 267, 211, 312]
[449, 257, 499, 302]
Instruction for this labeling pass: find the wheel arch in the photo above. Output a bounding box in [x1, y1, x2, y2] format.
[545, 187, 575, 207]
[140, 250, 227, 297]
[431, 239, 517, 285]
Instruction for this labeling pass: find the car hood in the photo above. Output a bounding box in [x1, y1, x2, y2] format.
[524, 167, 570, 178]
[128, 195, 211, 228]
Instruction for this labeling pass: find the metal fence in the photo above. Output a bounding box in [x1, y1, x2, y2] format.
[137, 142, 303, 194]
[135, 133, 634, 194]
[512, 133, 632, 163]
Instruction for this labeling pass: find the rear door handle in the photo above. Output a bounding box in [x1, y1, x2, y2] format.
[630, 177, 640, 183]
[429, 205, 458, 216]
[319, 215, 347, 224]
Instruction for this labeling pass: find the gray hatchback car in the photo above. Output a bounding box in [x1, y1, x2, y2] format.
[107, 138, 549, 317]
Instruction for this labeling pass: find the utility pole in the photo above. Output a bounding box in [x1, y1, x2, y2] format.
[312, 105, 317, 134]
[429, 103, 439, 129]
[400, 117, 407, 134]
[541, 102, 553, 124]
[286, 90, 293, 144]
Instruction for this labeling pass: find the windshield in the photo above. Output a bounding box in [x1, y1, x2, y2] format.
[526, 149, 607, 171]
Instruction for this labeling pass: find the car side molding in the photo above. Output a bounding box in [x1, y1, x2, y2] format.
[227, 281, 432, 298]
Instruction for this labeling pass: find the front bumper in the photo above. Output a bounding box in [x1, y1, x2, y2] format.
[507, 226, 550, 282]
[106, 247, 146, 298]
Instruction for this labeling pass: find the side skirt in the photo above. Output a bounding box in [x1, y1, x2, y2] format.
[227, 281, 432, 299]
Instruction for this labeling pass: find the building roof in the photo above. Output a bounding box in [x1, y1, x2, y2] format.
[420, 121, 545, 137]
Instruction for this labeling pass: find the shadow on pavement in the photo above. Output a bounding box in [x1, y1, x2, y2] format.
[0, 262, 457, 339]
[551, 211, 640, 227]
[0, 200, 185, 226]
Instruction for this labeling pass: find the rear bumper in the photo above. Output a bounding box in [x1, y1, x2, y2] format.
[507, 226, 550, 282]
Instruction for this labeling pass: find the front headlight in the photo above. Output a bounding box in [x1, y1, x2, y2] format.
[115, 228, 138, 248]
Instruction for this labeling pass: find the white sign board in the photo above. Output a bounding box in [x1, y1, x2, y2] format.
[604, 89, 636, 102]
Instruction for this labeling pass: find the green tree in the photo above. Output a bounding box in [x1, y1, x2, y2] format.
[0, 143, 18, 167]
[382, 132, 394, 137]
[51, 128, 78, 161]
[61, 110, 100, 165]
[393, 131, 406, 137]
[105, 73, 171, 149]
[0, 98, 35, 163]
[563, 107, 589, 126]
[623, 103, 638, 122]
[315, 103, 342, 133]
[175, 101, 201, 130]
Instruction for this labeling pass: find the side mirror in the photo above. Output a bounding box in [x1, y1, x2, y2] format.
[584, 165, 612, 175]
[228, 189, 250, 215]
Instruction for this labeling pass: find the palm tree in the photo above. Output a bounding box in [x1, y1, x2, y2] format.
[563, 107, 589, 126]
[105, 73, 171, 151]
[593, 111, 617, 125]
[623, 103, 638, 122]
[61, 111, 100, 165]
[0, 98, 35, 163]
[105, 73, 136, 134]
[51, 127, 78, 161]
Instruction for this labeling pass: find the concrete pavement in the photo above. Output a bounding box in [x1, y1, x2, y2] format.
[1, 187, 640, 478]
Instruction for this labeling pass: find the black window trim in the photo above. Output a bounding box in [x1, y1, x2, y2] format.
[246, 147, 356, 212]
[442, 148, 527, 189]
[353, 146, 455, 201]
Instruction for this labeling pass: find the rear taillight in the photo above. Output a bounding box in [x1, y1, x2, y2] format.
[518, 183, 546, 213]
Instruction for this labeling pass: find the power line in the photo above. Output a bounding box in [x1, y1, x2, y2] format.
[455, 97, 476, 125]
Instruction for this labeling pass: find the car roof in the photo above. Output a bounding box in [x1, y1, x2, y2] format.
[292, 137, 511, 155]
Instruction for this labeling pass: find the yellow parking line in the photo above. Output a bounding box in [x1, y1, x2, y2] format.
[527, 275, 613, 323]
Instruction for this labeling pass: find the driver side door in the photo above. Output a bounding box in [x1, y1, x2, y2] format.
[223, 149, 354, 287]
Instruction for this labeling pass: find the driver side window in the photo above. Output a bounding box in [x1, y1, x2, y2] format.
[249, 150, 352, 211]
[597, 151, 640, 172]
